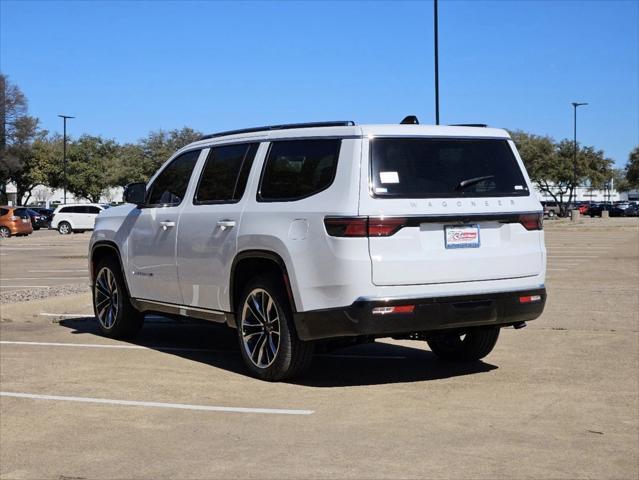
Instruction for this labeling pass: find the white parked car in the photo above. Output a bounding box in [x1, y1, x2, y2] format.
[52, 203, 105, 234]
[89, 119, 547, 380]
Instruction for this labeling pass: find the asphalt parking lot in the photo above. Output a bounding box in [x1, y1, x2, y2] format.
[1, 219, 638, 479]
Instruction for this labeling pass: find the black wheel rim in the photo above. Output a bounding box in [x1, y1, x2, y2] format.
[95, 267, 119, 329]
[241, 288, 281, 368]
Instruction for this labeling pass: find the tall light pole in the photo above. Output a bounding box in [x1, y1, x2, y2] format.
[434, 0, 440, 125]
[58, 115, 74, 204]
[571, 102, 587, 205]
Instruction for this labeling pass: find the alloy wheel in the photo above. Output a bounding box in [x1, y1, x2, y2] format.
[95, 267, 119, 329]
[59, 223, 70, 234]
[0, 227, 9, 238]
[241, 288, 281, 368]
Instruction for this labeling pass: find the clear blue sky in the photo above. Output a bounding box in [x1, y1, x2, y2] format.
[1, 0, 638, 167]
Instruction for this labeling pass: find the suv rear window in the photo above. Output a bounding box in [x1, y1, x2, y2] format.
[370, 138, 529, 198]
[259, 139, 341, 201]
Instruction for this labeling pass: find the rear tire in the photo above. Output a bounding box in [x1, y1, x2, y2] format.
[93, 257, 144, 339]
[0, 226, 10, 238]
[427, 326, 500, 362]
[58, 221, 72, 235]
[236, 275, 313, 381]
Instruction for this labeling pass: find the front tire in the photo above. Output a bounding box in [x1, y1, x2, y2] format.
[236, 276, 313, 381]
[427, 326, 500, 362]
[58, 221, 72, 235]
[93, 257, 144, 339]
[0, 226, 10, 238]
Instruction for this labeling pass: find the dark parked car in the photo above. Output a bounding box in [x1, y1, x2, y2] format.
[588, 203, 610, 217]
[26, 208, 49, 230]
[624, 205, 639, 217]
[29, 207, 54, 225]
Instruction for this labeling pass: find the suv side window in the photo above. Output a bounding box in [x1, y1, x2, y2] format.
[59, 206, 71, 213]
[146, 150, 201, 207]
[194, 143, 259, 204]
[258, 139, 341, 201]
[0, 208, 8, 217]
[86, 206, 102, 214]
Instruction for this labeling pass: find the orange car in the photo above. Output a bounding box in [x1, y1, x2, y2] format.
[0, 206, 34, 238]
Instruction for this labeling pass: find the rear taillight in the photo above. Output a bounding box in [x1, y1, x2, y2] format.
[324, 217, 407, 237]
[519, 213, 543, 231]
[324, 217, 368, 237]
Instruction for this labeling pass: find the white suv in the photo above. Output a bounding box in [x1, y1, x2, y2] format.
[89, 120, 546, 380]
[52, 203, 105, 234]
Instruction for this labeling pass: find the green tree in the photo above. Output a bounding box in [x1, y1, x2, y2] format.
[626, 147, 639, 188]
[58, 135, 120, 203]
[511, 130, 613, 214]
[139, 127, 202, 175]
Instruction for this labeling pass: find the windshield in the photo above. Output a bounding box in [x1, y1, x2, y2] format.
[370, 138, 529, 198]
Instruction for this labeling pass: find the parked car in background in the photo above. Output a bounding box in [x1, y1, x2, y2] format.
[578, 203, 590, 215]
[0, 206, 34, 238]
[542, 201, 561, 218]
[29, 207, 54, 226]
[51, 204, 105, 234]
[588, 203, 611, 217]
[26, 208, 49, 230]
[623, 204, 639, 217]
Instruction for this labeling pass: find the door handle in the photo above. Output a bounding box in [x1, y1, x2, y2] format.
[160, 221, 175, 231]
[217, 219, 236, 230]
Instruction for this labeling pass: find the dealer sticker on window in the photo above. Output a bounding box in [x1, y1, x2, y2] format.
[445, 224, 480, 249]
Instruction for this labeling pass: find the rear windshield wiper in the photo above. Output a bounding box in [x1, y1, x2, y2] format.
[455, 175, 495, 191]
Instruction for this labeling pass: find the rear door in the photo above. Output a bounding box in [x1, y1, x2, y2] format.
[176, 143, 259, 311]
[360, 136, 544, 286]
[84, 206, 102, 229]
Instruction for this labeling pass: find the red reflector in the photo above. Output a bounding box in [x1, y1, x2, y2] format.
[372, 304, 415, 315]
[519, 295, 542, 304]
[368, 217, 406, 237]
[519, 213, 543, 231]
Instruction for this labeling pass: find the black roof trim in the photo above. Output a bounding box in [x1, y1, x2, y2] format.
[449, 123, 488, 128]
[199, 121, 356, 140]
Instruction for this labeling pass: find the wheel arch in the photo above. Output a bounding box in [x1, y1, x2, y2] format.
[230, 250, 297, 326]
[90, 241, 131, 297]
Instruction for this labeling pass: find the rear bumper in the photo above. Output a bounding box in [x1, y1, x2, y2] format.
[294, 288, 546, 341]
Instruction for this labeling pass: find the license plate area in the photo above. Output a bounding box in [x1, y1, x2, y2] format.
[444, 224, 480, 249]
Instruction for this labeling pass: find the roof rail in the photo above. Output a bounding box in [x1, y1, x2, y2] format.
[199, 121, 356, 140]
[449, 123, 488, 128]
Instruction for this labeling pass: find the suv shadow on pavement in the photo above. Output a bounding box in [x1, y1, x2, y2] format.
[58, 316, 498, 387]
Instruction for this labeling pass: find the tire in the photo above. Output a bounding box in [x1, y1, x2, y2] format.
[548, 211, 554, 218]
[236, 275, 314, 381]
[0, 226, 10, 238]
[93, 257, 144, 339]
[427, 326, 500, 362]
[58, 221, 72, 235]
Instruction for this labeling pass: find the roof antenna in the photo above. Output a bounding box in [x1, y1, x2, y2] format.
[400, 115, 419, 125]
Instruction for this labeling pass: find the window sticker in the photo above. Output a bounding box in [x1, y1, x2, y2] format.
[379, 171, 400, 184]
[514, 185, 525, 190]
[375, 187, 388, 193]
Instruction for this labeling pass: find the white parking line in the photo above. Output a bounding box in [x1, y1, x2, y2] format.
[29, 269, 87, 273]
[546, 255, 598, 258]
[1, 277, 87, 280]
[0, 285, 51, 289]
[0, 392, 314, 416]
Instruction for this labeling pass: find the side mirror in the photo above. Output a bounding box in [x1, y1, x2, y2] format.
[123, 182, 147, 206]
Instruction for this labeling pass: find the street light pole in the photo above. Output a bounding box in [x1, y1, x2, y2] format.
[571, 102, 587, 206]
[58, 115, 74, 204]
[434, 0, 440, 125]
